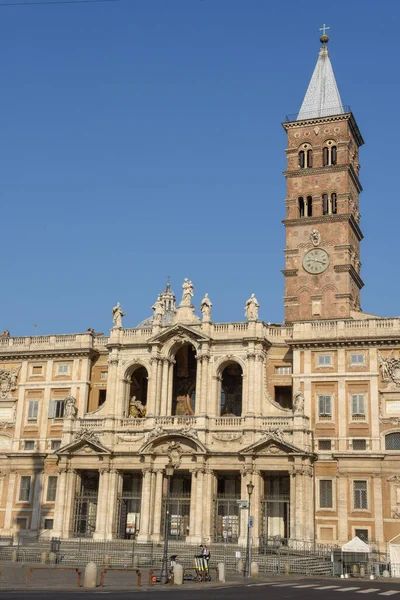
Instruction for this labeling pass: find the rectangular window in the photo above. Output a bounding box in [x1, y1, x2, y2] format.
[24, 440, 35, 451]
[318, 394, 332, 418]
[319, 480, 333, 508]
[56, 364, 69, 376]
[51, 440, 61, 450]
[353, 439, 367, 451]
[352, 394, 366, 418]
[44, 518, 54, 530]
[15, 517, 27, 530]
[48, 400, 65, 419]
[318, 439, 332, 451]
[98, 389, 107, 406]
[275, 366, 292, 375]
[317, 355, 332, 367]
[350, 354, 365, 366]
[27, 400, 39, 422]
[19, 476, 31, 502]
[355, 528, 369, 542]
[354, 480, 368, 509]
[46, 476, 57, 502]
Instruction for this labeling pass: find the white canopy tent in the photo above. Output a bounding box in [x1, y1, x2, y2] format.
[341, 536, 371, 553]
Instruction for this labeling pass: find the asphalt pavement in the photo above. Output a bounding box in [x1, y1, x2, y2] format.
[1, 578, 400, 599]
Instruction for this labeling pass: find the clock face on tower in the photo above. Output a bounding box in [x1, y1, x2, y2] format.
[302, 248, 330, 274]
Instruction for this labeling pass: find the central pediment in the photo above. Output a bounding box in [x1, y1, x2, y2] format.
[56, 431, 112, 456]
[240, 433, 312, 457]
[148, 324, 210, 345]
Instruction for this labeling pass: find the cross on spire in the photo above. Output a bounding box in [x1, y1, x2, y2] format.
[319, 23, 330, 36]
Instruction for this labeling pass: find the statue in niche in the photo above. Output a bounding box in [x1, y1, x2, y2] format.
[112, 302, 125, 328]
[293, 391, 305, 414]
[181, 278, 194, 305]
[200, 293, 212, 321]
[152, 295, 165, 324]
[245, 293, 259, 321]
[129, 396, 146, 418]
[64, 395, 77, 418]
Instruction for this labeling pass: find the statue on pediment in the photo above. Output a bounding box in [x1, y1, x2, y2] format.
[181, 278, 194, 305]
[152, 295, 165, 324]
[293, 391, 305, 414]
[200, 293, 212, 322]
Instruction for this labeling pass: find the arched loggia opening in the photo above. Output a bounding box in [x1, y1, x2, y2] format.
[220, 362, 243, 416]
[126, 365, 148, 417]
[172, 344, 197, 416]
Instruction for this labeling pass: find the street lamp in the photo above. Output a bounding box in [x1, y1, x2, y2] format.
[244, 481, 254, 578]
[160, 463, 174, 584]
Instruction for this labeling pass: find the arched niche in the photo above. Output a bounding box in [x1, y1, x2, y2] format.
[125, 364, 149, 417]
[220, 362, 243, 417]
[172, 344, 197, 416]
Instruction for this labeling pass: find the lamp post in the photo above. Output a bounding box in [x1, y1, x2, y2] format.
[160, 463, 174, 584]
[244, 481, 254, 578]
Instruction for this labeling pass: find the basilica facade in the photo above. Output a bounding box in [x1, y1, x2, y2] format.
[0, 33, 400, 550]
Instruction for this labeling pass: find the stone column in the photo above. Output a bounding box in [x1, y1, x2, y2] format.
[4, 471, 17, 533]
[303, 465, 314, 541]
[30, 471, 43, 532]
[194, 470, 204, 541]
[195, 356, 203, 414]
[251, 471, 262, 547]
[188, 470, 197, 541]
[238, 469, 251, 546]
[137, 469, 152, 542]
[201, 354, 211, 416]
[151, 470, 164, 542]
[147, 358, 159, 417]
[160, 360, 170, 415]
[106, 355, 119, 417]
[105, 469, 120, 540]
[337, 473, 348, 544]
[254, 353, 264, 415]
[373, 475, 384, 544]
[94, 469, 110, 539]
[62, 469, 77, 538]
[166, 360, 174, 416]
[246, 352, 255, 415]
[52, 468, 67, 537]
[202, 469, 215, 543]
[290, 465, 305, 541]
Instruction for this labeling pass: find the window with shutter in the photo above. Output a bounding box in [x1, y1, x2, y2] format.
[318, 395, 332, 418]
[319, 480, 333, 508]
[46, 476, 58, 502]
[19, 476, 31, 502]
[27, 401, 39, 422]
[354, 480, 368, 509]
[351, 394, 366, 418]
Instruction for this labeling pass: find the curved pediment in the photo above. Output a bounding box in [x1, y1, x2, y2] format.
[140, 432, 208, 456]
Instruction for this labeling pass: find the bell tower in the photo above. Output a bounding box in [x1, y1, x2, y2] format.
[282, 30, 364, 323]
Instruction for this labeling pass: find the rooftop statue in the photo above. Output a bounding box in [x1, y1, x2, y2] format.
[245, 293, 259, 321]
[181, 278, 194, 305]
[112, 302, 125, 328]
[200, 293, 212, 322]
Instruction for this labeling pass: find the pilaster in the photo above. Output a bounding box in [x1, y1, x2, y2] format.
[151, 470, 164, 542]
[137, 468, 153, 542]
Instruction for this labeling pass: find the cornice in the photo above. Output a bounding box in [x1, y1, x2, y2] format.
[288, 338, 400, 349]
[282, 213, 363, 242]
[0, 348, 98, 361]
[334, 264, 364, 289]
[282, 112, 364, 147]
[281, 269, 298, 277]
[283, 163, 362, 193]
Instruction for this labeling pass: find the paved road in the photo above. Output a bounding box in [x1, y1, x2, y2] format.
[1, 579, 400, 599]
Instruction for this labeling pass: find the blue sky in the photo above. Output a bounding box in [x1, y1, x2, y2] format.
[1, 0, 399, 335]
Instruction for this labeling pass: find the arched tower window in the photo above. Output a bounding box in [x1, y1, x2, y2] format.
[322, 193, 337, 215]
[220, 362, 243, 417]
[322, 194, 329, 215]
[172, 343, 197, 416]
[306, 196, 313, 217]
[323, 140, 337, 166]
[299, 143, 313, 169]
[385, 432, 400, 450]
[331, 193, 337, 214]
[298, 197, 305, 217]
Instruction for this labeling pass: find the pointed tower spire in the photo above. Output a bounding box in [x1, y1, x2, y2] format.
[297, 27, 343, 120]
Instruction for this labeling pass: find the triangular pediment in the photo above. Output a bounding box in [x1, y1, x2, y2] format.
[56, 432, 112, 456]
[240, 434, 310, 457]
[148, 324, 210, 345]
